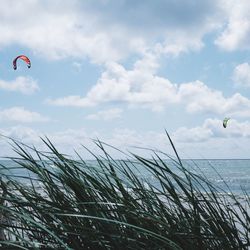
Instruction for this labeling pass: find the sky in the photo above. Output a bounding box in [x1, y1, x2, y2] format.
[0, 0, 250, 159]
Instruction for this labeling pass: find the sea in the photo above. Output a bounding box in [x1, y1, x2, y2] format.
[1, 159, 250, 195]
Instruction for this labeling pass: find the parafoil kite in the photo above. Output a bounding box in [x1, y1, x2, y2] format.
[223, 117, 230, 128]
[13, 55, 31, 70]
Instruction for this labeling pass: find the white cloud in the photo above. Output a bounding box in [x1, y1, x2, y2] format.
[0, 126, 169, 159]
[172, 126, 213, 143]
[48, 55, 250, 117]
[0, 0, 248, 64]
[0, 0, 225, 63]
[0, 126, 42, 158]
[173, 118, 250, 143]
[1, 123, 250, 159]
[84, 55, 179, 112]
[0, 126, 102, 158]
[47, 54, 178, 112]
[86, 108, 123, 121]
[232, 63, 250, 87]
[215, 0, 250, 51]
[0, 107, 49, 123]
[177, 81, 250, 117]
[0, 76, 39, 94]
[46, 95, 95, 107]
[0, 1, 130, 63]
[81, 0, 223, 57]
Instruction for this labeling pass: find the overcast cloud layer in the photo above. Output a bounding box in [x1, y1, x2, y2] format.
[0, 0, 249, 62]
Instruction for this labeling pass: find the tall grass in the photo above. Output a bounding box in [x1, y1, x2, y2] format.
[0, 133, 249, 249]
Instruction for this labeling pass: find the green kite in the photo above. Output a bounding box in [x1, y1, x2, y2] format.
[223, 117, 230, 128]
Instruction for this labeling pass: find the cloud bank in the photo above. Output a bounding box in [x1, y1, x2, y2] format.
[48, 56, 250, 117]
[0, 0, 248, 64]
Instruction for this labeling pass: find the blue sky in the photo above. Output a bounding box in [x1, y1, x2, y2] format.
[1, 0, 250, 159]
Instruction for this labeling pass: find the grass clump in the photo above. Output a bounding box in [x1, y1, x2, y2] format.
[0, 133, 249, 249]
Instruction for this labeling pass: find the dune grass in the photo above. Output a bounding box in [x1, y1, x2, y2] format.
[0, 133, 249, 249]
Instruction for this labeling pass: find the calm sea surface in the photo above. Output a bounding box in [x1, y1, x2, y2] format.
[1, 159, 250, 194]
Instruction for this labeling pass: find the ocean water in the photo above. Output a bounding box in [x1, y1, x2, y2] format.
[182, 159, 250, 194]
[1, 159, 250, 194]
